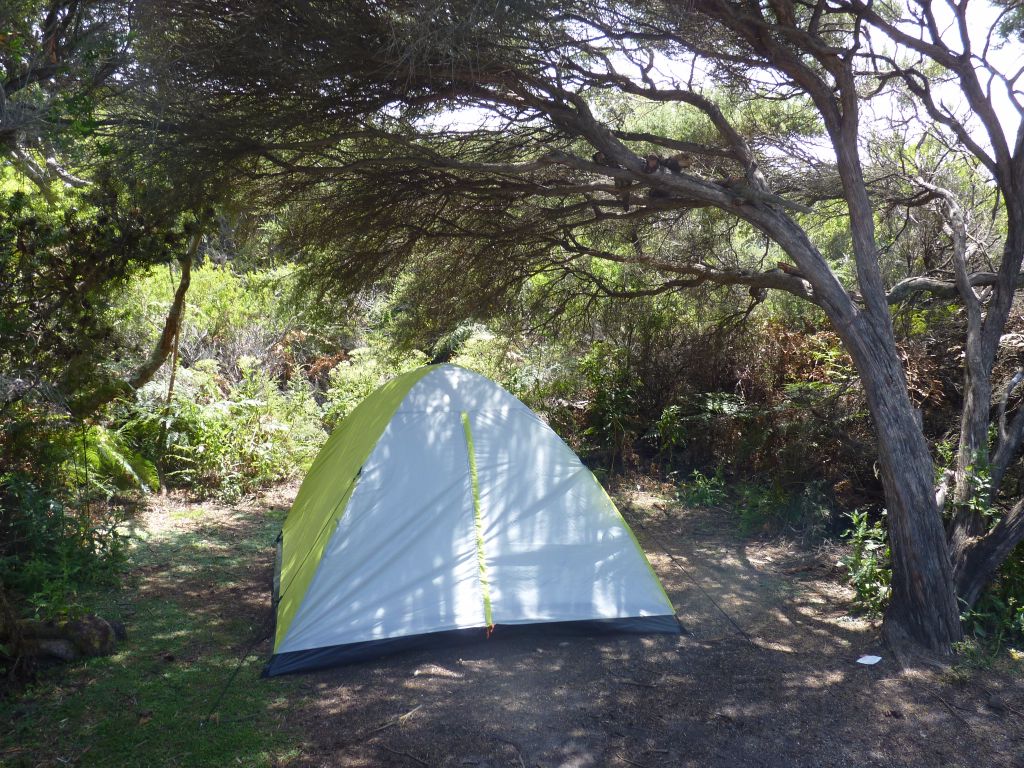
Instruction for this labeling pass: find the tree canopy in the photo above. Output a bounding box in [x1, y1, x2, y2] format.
[118, 0, 1024, 653]
[4, 0, 1024, 658]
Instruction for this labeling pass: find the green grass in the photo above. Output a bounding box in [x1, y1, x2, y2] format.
[1, 502, 304, 768]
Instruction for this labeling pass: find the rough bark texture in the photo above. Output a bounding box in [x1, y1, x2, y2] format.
[947, 221, 1024, 605]
[955, 500, 1024, 608]
[840, 316, 963, 651]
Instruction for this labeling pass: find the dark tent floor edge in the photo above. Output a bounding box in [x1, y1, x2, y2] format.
[263, 614, 684, 677]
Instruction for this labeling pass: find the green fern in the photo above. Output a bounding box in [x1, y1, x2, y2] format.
[94, 426, 159, 492]
[66, 425, 159, 495]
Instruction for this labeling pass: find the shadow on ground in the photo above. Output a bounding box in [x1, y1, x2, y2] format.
[277, 481, 1024, 768]
[4, 480, 1023, 768]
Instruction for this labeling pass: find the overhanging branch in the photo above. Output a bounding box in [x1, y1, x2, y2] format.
[886, 271, 1024, 304]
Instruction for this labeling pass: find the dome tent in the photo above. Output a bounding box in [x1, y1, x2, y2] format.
[264, 364, 679, 676]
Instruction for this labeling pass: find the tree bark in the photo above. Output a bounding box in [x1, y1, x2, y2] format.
[128, 233, 198, 390]
[947, 217, 1024, 599]
[69, 232, 198, 418]
[841, 315, 964, 651]
[738, 207, 964, 651]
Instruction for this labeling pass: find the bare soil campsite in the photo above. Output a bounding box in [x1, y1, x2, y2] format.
[4, 480, 1022, 768]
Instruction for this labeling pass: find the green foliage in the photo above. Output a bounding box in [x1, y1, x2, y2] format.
[578, 341, 641, 463]
[122, 359, 324, 503]
[62, 425, 160, 498]
[112, 263, 347, 381]
[955, 460, 997, 527]
[322, 346, 428, 430]
[961, 543, 1024, 650]
[0, 476, 128, 618]
[108, 261, 365, 502]
[1, 502, 303, 766]
[841, 509, 892, 617]
[450, 327, 532, 395]
[677, 470, 832, 534]
[0, 413, 148, 619]
[734, 480, 832, 535]
[676, 469, 728, 508]
[652, 404, 688, 458]
[0, 185, 186, 401]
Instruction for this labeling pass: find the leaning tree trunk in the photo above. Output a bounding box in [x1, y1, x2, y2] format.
[818, 139, 963, 652]
[68, 231, 199, 418]
[745, 201, 964, 653]
[840, 314, 964, 652]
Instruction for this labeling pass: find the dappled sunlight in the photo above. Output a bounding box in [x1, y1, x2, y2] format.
[278, 366, 673, 662]
[1, 486, 303, 768]
[11, 475, 1024, 768]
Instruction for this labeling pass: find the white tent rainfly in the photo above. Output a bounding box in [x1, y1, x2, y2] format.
[264, 364, 680, 676]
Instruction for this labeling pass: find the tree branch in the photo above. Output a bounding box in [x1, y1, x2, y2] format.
[127, 238, 196, 390]
[70, 233, 199, 418]
[955, 496, 1024, 607]
[885, 271, 1024, 304]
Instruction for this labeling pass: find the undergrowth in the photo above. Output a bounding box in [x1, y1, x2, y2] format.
[0, 499, 303, 767]
[840, 508, 891, 617]
[675, 470, 832, 536]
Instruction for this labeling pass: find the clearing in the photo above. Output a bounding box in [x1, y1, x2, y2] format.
[3, 478, 1023, 767]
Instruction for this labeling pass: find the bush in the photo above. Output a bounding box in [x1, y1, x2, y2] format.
[122, 357, 325, 502]
[841, 508, 892, 617]
[0, 476, 128, 618]
[0, 400, 147, 620]
[676, 469, 728, 507]
[577, 342, 642, 466]
[322, 346, 428, 430]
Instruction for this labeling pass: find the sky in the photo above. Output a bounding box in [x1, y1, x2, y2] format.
[431, 1, 1022, 160]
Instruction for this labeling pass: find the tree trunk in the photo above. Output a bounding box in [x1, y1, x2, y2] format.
[841, 316, 964, 651]
[127, 235, 197, 390]
[745, 208, 964, 652]
[69, 233, 198, 418]
[954, 499, 1024, 607]
[947, 214, 1024, 606]
[948, 369, 994, 581]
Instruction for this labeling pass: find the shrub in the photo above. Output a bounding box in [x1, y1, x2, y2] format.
[60, 425, 159, 499]
[577, 341, 641, 467]
[676, 468, 728, 508]
[322, 346, 427, 430]
[841, 508, 892, 617]
[122, 357, 325, 501]
[961, 546, 1024, 647]
[0, 476, 128, 618]
[734, 479, 832, 535]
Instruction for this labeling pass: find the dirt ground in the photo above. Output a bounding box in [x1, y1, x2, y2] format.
[148, 480, 1024, 768]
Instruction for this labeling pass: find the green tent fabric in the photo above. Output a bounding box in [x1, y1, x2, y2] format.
[265, 364, 678, 676]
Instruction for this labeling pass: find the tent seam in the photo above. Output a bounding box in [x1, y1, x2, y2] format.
[591, 475, 675, 610]
[461, 410, 493, 628]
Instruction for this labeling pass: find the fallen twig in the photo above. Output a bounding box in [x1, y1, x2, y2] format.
[925, 688, 972, 727]
[614, 678, 657, 689]
[368, 704, 424, 735]
[496, 737, 526, 768]
[378, 743, 430, 766]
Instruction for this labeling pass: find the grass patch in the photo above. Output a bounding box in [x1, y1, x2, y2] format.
[1, 500, 303, 768]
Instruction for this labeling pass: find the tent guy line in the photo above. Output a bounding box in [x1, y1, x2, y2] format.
[623, 511, 755, 646]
